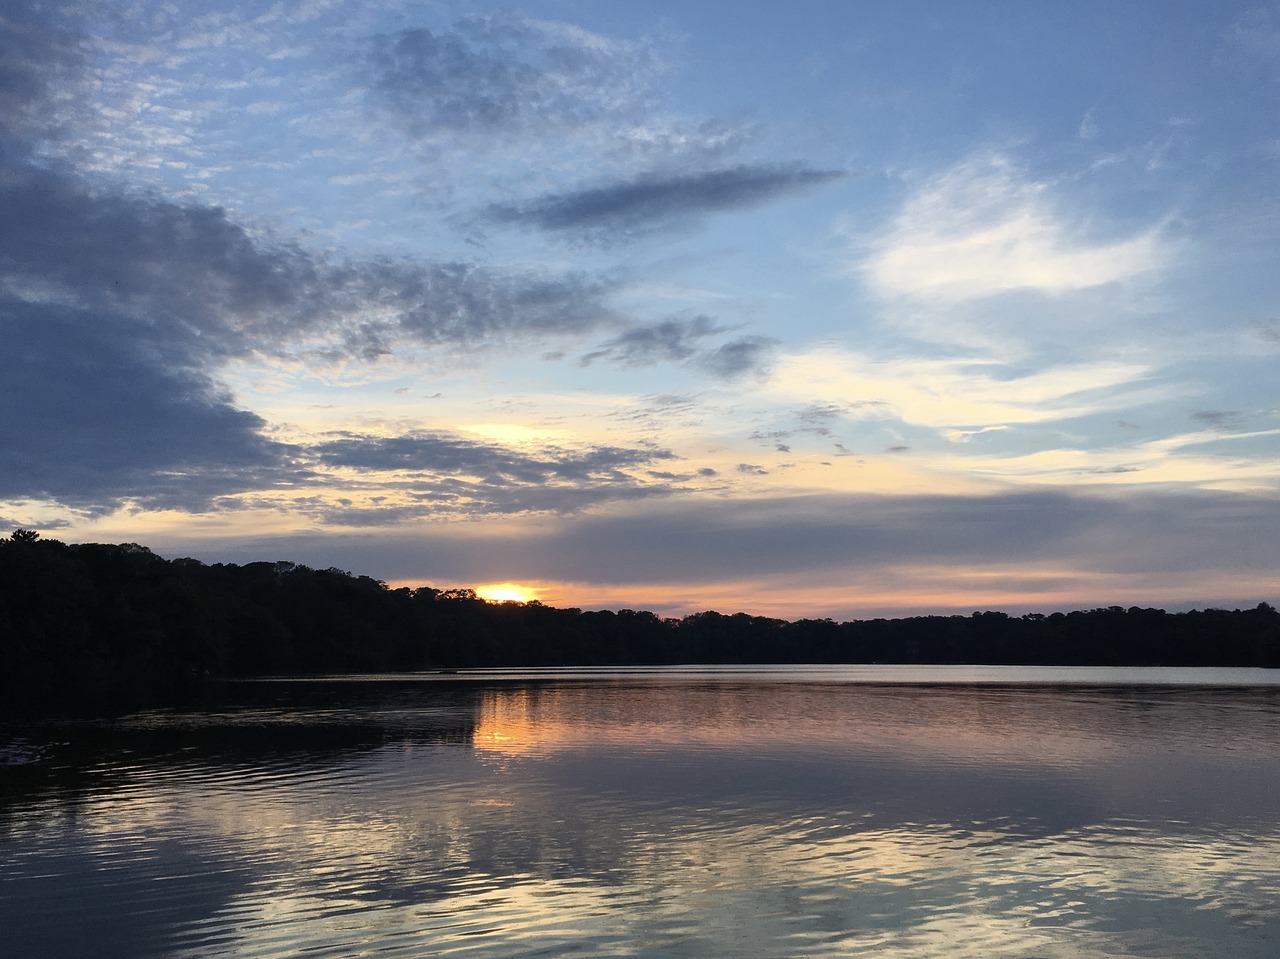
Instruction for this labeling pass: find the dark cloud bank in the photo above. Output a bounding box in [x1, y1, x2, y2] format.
[147, 488, 1280, 615]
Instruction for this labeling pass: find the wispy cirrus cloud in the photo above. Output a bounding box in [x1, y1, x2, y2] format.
[768, 348, 1159, 431]
[1223, 3, 1280, 66]
[864, 155, 1169, 301]
[940, 424, 1280, 491]
[484, 164, 847, 244]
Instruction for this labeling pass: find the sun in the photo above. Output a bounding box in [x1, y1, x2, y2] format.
[476, 583, 539, 604]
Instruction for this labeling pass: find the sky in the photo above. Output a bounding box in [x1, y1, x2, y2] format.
[2, 0, 1278, 619]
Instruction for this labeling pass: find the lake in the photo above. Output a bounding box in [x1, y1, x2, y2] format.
[3, 666, 1280, 958]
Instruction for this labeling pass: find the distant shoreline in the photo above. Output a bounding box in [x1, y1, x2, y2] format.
[4, 532, 1278, 716]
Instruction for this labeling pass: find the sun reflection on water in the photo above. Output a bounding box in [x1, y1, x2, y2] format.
[3, 673, 1279, 958]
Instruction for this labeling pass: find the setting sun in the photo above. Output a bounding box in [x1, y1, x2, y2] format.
[476, 583, 539, 604]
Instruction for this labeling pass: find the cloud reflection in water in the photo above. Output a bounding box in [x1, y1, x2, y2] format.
[2, 671, 1278, 957]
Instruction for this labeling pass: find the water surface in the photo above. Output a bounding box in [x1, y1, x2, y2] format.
[3, 666, 1279, 957]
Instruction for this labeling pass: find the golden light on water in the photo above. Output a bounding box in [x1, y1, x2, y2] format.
[476, 583, 539, 604]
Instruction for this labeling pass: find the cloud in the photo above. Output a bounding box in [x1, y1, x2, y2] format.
[0, 6, 314, 511]
[302, 430, 680, 518]
[363, 11, 758, 186]
[1224, 4, 1280, 65]
[0, 296, 302, 512]
[3, 154, 621, 355]
[581, 315, 776, 379]
[0, 1, 88, 147]
[945, 426, 1012, 445]
[765, 349, 1280, 491]
[382, 262, 616, 349]
[700, 336, 776, 379]
[793, 402, 856, 438]
[0, 6, 627, 516]
[484, 164, 846, 243]
[1078, 108, 1099, 141]
[1255, 320, 1280, 346]
[1191, 410, 1243, 432]
[365, 14, 667, 140]
[0, 6, 629, 517]
[313, 430, 671, 481]
[0, 154, 327, 364]
[178, 488, 1280, 612]
[927, 422, 1280, 492]
[864, 155, 1167, 300]
[584, 314, 722, 366]
[0, 158, 317, 357]
[0, 146, 624, 511]
[768, 349, 1156, 430]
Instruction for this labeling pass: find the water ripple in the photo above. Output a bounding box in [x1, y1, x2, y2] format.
[4, 673, 1280, 958]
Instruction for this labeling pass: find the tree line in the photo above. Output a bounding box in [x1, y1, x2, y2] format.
[2, 531, 1277, 715]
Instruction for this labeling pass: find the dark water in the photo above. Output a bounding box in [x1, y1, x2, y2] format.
[3, 666, 1279, 958]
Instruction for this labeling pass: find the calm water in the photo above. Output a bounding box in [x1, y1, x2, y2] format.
[3, 666, 1280, 958]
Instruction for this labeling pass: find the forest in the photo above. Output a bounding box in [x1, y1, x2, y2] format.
[2, 530, 1278, 715]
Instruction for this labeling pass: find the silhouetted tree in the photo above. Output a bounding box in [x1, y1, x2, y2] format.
[4, 531, 1278, 717]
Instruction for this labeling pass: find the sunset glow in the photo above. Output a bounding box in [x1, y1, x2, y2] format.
[476, 584, 540, 605]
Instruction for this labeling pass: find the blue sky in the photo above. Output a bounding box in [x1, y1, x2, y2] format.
[2, 0, 1278, 617]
